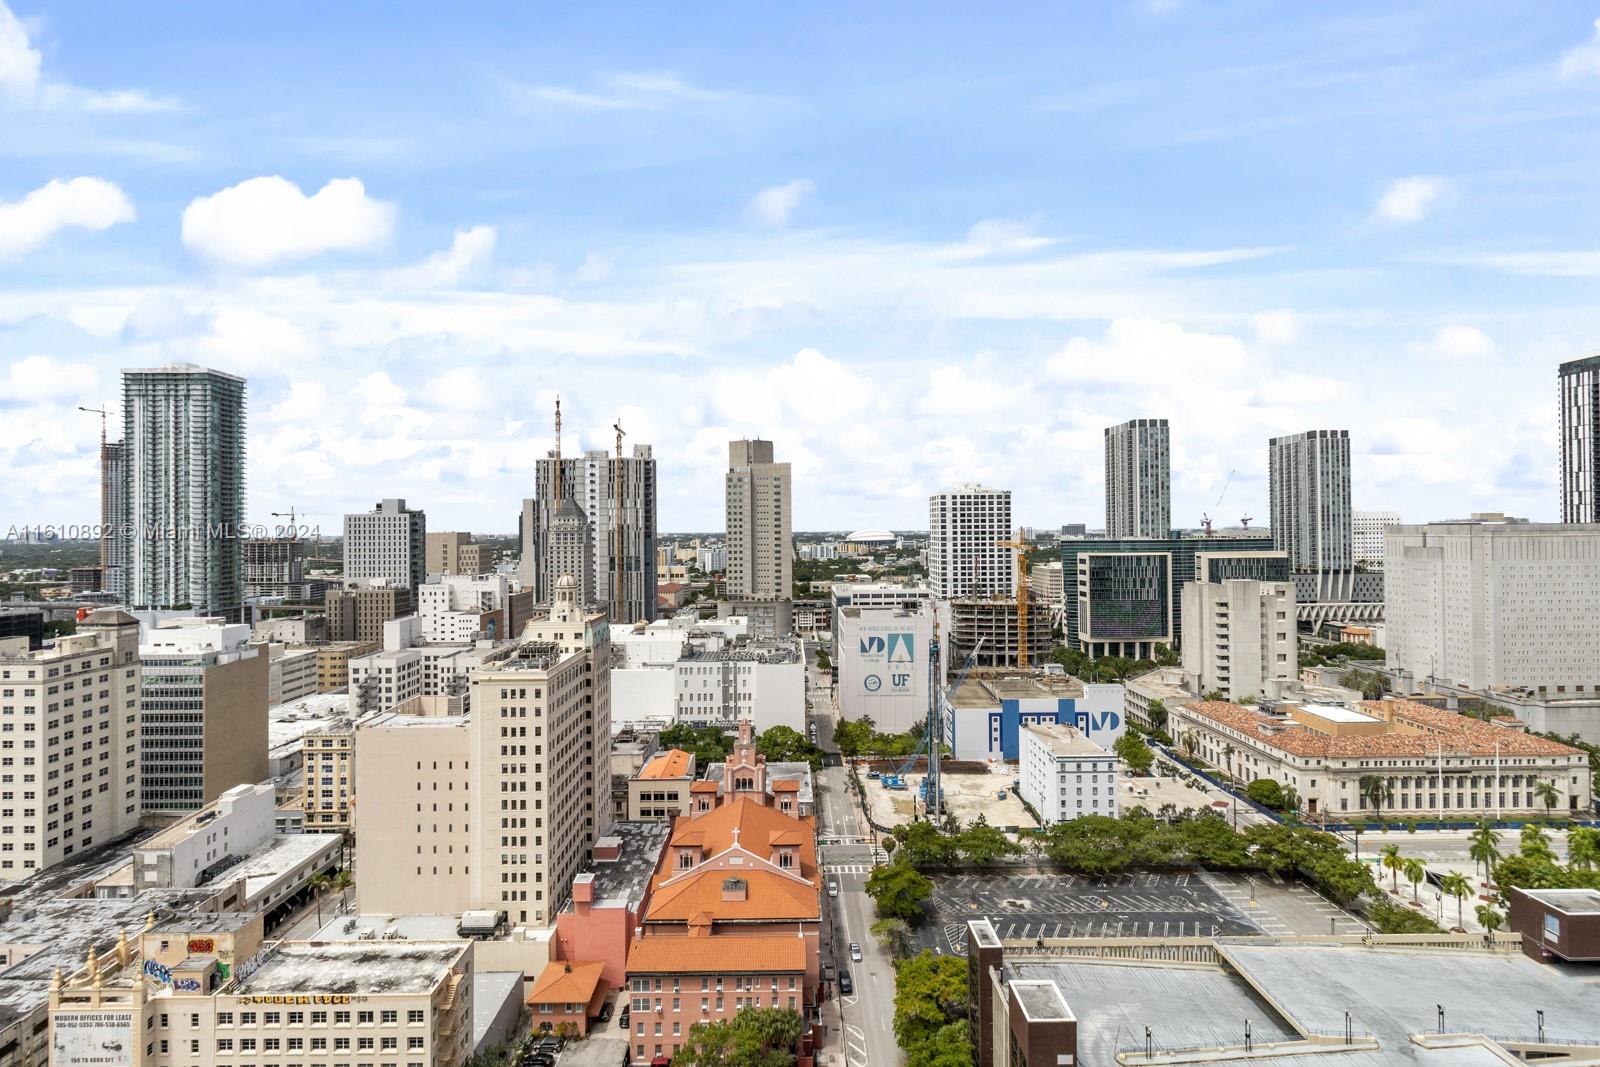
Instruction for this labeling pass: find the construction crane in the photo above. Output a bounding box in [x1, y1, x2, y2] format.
[1201, 468, 1237, 536]
[612, 418, 627, 624]
[1240, 515, 1254, 530]
[271, 507, 299, 539]
[77, 406, 110, 446]
[996, 528, 1031, 669]
[889, 634, 982, 822]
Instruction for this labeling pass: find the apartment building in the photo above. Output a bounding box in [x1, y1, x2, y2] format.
[528, 447, 659, 622]
[627, 749, 696, 820]
[346, 617, 511, 717]
[928, 484, 1013, 600]
[1352, 510, 1401, 569]
[139, 619, 269, 816]
[343, 499, 427, 590]
[725, 439, 792, 601]
[1170, 696, 1592, 819]
[354, 575, 611, 926]
[1181, 578, 1297, 702]
[1560, 354, 1600, 523]
[0, 609, 140, 878]
[1104, 417, 1171, 538]
[302, 724, 354, 833]
[426, 531, 487, 576]
[324, 582, 414, 644]
[314, 641, 378, 693]
[1269, 430, 1354, 605]
[1018, 722, 1118, 824]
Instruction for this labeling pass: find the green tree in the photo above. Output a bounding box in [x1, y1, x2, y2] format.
[1220, 742, 1236, 779]
[1245, 779, 1285, 810]
[833, 717, 874, 757]
[1114, 731, 1154, 775]
[1569, 826, 1600, 871]
[756, 726, 824, 770]
[1359, 775, 1393, 823]
[865, 860, 934, 922]
[659, 723, 734, 765]
[1402, 857, 1426, 903]
[1145, 698, 1169, 733]
[870, 917, 912, 959]
[672, 1008, 804, 1067]
[890, 821, 961, 868]
[1380, 844, 1404, 893]
[1468, 820, 1502, 881]
[814, 650, 832, 670]
[953, 818, 1019, 867]
[1439, 871, 1471, 929]
[332, 869, 353, 911]
[1532, 779, 1560, 819]
[893, 952, 971, 1067]
[307, 872, 332, 928]
[1152, 644, 1180, 668]
[1342, 668, 1386, 701]
[1367, 896, 1443, 934]
[1521, 822, 1554, 860]
[1475, 905, 1504, 932]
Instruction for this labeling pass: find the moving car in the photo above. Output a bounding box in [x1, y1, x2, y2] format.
[838, 971, 854, 996]
[827, 880, 839, 898]
[849, 942, 862, 962]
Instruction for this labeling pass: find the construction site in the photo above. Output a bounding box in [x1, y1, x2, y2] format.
[861, 761, 1039, 830]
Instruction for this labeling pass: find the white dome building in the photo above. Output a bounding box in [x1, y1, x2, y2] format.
[842, 528, 898, 555]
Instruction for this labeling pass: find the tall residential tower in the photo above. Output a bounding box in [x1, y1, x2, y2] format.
[928, 484, 1014, 599]
[725, 439, 792, 600]
[343, 499, 427, 590]
[1268, 430, 1352, 598]
[1104, 417, 1170, 538]
[1559, 354, 1600, 523]
[118, 363, 247, 621]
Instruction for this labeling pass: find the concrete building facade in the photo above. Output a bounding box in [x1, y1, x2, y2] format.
[1181, 578, 1297, 702]
[1352, 510, 1401, 569]
[835, 605, 934, 734]
[1104, 417, 1170, 539]
[119, 364, 247, 621]
[1268, 430, 1353, 602]
[725, 439, 792, 601]
[324, 582, 414, 645]
[1018, 722, 1118, 824]
[426, 531, 486, 576]
[928, 485, 1013, 600]
[0, 610, 141, 878]
[1560, 354, 1600, 524]
[1384, 519, 1600, 693]
[343, 499, 426, 591]
[526, 447, 659, 623]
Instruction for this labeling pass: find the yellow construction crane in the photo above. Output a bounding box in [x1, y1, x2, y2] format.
[996, 528, 1031, 669]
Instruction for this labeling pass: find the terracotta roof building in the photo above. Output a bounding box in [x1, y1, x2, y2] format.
[528, 960, 609, 1037]
[1170, 696, 1591, 820]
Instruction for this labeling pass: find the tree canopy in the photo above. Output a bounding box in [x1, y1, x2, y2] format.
[672, 1008, 805, 1067]
[755, 726, 824, 770]
[894, 952, 972, 1067]
[865, 860, 934, 922]
[658, 723, 734, 765]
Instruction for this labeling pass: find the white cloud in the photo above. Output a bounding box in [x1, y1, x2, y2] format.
[575, 252, 613, 284]
[1411, 324, 1494, 359]
[943, 219, 1054, 260]
[1252, 310, 1298, 345]
[388, 226, 496, 288]
[181, 177, 396, 267]
[2, 355, 97, 400]
[1561, 18, 1600, 78]
[514, 71, 726, 111]
[746, 180, 814, 228]
[0, 1, 177, 111]
[1375, 176, 1444, 223]
[0, 177, 134, 257]
[1046, 318, 1254, 387]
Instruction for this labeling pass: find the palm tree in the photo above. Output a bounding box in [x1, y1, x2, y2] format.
[1147, 700, 1169, 734]
[1468, 820, 1502, 881]
[1380, 844, 1405, 893]
[1439, 872, 1471, 929]
[1402, 857, 1426, 904]
[1280, 785, 1301, 819]
[1532, 779, 1560, 820]
[1222, 743, 1236, 780]
[332, 869, 354, 911]
[307, 872, 332, 928]
[1180, 729, 1198, 756]
[1569, 826, 1600, 871]
[1475, 905, 1504, 932]
[1358, 775, 1393, 824]
[1520, 822, 1553, 860]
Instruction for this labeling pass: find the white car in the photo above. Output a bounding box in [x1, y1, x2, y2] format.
[849, 942, 862, 962]
[827, 881, 839, 898]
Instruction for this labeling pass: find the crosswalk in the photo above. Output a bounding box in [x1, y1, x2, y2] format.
[826, 863, 875, 874]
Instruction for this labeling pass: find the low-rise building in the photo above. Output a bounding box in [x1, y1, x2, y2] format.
[325, 581, 415, 644]
[1123, 665, 1193, 733]
[627, 750, 696, 821]
[555, 824, 671, 989]
[942, 671, 1125, 762]
[417, 573, 532, 643]
[346, 617, 512, 717]
[314, 640, 378, 692]
[1170, 696, 1592, 819]
[1017, 722, 1117, 823]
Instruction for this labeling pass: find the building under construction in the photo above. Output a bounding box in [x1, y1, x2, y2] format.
[937, 596, 1053, 679]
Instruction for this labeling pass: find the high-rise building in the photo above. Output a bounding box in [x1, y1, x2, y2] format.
[928, 484, 1013, 599]
[530, 448, 658, 621]
[138, 618, 269, 815]
[99, 438, 126, 597]
[0, 609, 140, 877]
[119, 363, 247, 621]
[426, 531, 487, 575]
[1352, 510, 1401, 568]
[1181, 578, 1297, 702]
[725, 439, 792, 600]
[354, 575, 611, 926]
[343, 498, 426, 590]
[243, 536, 321, 599]
[1268, 430, 1352, 597]
[1559, 354, 1600, 523]
[1104, 418, 1171, 538]
[1385, 518, 1600, 692]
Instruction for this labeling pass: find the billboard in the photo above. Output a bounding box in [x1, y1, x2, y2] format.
[856, 630, 917, 697]
[837, 608, 932, 734]
[52, 1011, 134, 1067]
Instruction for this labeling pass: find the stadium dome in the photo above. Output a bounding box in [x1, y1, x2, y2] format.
[844, 529, 897, 544]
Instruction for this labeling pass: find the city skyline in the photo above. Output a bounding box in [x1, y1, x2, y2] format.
[7, 5, 1600, 534]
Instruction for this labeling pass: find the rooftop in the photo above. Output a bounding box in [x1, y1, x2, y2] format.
[268, 692, 352, 751]
[1022, 721, 1109, 758]
[310, 914, 465, 941]
[233, 941, 466, 996]
[638, 749, 693, 780]
[681, 643, 800, 664]
[626, 934, 808, 973]
[228, 833, 342, 901]
[527, 960, 605, 1006]
[561, 822, 671, 912]
[950, 671, 1088, 707]
[1521, 888, 1600, 914]
[703, 761, 814, 808]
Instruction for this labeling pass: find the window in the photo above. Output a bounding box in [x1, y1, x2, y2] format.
[406, 1011, 424, 1025]
[380, 1011, 398, 1025]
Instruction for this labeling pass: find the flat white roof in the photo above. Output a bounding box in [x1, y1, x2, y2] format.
[1294, 703, 1378, 723]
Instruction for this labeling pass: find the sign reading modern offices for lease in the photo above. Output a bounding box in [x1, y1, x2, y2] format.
[52, 1011, 134, 1067]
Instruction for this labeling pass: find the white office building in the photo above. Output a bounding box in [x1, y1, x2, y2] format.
[346, 616, 511, 716]
[418, 572, 526, 642]
[1181, 578, 1297, 702]
[928, 484, 1014, 599]
[836, 605, 934, 733]
[725, 439, 793, 600]
[1018, 722, 1118, 824]
[1353, 510, 1401, 568]
[1104, 418, 1171, 538]
[343, 498, 427, 590]
[1385, 518, 1600, 692]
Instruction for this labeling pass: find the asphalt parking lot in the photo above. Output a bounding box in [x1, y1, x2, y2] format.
[911, 867, 1363, 954]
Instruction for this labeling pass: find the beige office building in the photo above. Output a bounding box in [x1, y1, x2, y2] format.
[315, 641, 379, 693]
[1181, 578, 1297, 702]
[325, 584, 414, 645]
[354, 576, 611, 926]
[302, 725, 355, 833]
[0, 609, 141, 878]
[426, 532, 486, 576]
[725, 439, 792, 601]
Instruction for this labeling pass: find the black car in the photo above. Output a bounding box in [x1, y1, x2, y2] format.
[537, 1037, 565, 1054]
[838, 971, 853, 996]
[597, 1002, 613, 1023]
[522, 1054, 554, 1067]
[619, 1006, 631, 1030]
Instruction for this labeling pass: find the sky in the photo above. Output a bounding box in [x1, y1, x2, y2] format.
[4, 2, 1600, 536]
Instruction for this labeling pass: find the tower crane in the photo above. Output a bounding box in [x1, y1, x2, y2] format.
[996, 528, 1031, 669]
[77, 406, 110, 446]
[271, 507, 299, 539]
[1201, 468, 1237, 536]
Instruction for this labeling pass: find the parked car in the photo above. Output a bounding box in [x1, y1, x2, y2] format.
[537, 1037, 565, 1054]
[838, 971, 854, 996]
[849, 942, 862, 962]
[596, 1001, 613, 1023]
[827, 880, 839, 898]
[618, 1007, 630, 1030]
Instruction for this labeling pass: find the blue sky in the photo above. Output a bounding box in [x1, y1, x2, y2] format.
[5, 2, 1600, 535]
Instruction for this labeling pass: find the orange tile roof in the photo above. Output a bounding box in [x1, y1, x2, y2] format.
[527, 961, 606, 1005]
[1178, 698, 1585, 760]
[647, 866, 819, 923]
[767, 829, 805, 847]
[627, 935, 807, 974]
[640, 749, 693, 780]
[772, 780, 800, 792]
[666, 796, 816, 865]
[690, 781, 719, 793]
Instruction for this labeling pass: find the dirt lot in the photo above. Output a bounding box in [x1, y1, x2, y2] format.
[863, 764, 1038, 832]
[1119, 773, 1219, 815]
